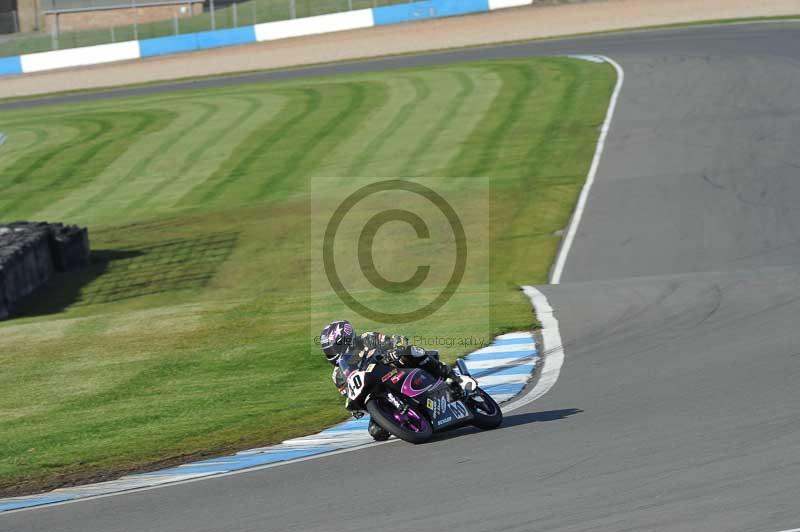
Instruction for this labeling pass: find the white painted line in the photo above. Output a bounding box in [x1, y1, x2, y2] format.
[470, 343, 537, 354]
[280, 436, 371, 446]
[496, 332, 533, 340]
[177, 462, 231, 468]
[550, 55, 625, 284]
[466, 356, 536, 370]
[771, 528, 800, 532]
[503, 286, 565, 412]
[567, 54, 606, 64]
[283, 431, 365, 441]
[476, 374, 531, 386]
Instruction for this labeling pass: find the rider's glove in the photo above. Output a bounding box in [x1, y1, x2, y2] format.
[408, 345, 427, 359]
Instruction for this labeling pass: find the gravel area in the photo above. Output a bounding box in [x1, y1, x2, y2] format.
[1, 0, 798, 99]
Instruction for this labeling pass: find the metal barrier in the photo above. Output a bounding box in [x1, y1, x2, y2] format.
[0, 0, 520, 75]
[0, 0, 403, 57]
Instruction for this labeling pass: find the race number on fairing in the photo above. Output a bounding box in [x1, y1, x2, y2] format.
[346, 371, 367, 400]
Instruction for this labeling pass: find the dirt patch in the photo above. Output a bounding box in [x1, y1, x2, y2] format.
[2, 0, 798, 99]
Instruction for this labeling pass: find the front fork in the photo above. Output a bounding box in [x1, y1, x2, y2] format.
[455, 358, 470, 378]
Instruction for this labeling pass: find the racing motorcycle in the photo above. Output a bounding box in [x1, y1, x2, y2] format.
[339, 350, 503, 444]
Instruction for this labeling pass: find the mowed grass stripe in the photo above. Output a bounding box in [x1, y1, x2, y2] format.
[186, 87, 323, 205]
[36, 94, 277, 223]
[410, 68, 500, 176]
[311, 77, 416, 178]
[400, 70, 475, 177]
[1, 117, 116, 216]
[191, 82, 389, 205]
[345, 76, 430, 177]
[2, 117, 110, 189]
[0, 127, 50, 175]
[2, 111, 176, 219]
[506, 59, 583, 230]
[253, 82, 375, 197]
[70, 102, 222, 220]
[355, 70, 489, 178]
[0, 58, 615, 496]
[132, 95, 274, 214]
[452, 63, 539, 178]
[33, 108, 189, 222]
[0, 126, 65, 187]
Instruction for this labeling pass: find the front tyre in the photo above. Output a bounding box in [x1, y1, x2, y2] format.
[467, 388, 503, 430]
[366, 397, 433, 444]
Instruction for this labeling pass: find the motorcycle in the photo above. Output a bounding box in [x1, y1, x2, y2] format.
[338, 350, 503, 444]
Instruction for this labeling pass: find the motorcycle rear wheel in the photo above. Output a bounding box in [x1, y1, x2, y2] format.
[467, 388, 503, 430]
[366, 397, 433, 444]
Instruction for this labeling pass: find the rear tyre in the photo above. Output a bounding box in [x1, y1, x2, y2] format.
[467, 388, 503, 430]
[366, 397, 433, 444]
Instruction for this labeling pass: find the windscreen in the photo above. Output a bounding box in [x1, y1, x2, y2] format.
[337, 352, 362, 379]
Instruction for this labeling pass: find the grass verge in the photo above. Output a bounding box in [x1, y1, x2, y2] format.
[0, 56, 614, 496]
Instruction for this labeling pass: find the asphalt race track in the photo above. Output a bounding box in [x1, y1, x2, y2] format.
[3, 21, 800, 532]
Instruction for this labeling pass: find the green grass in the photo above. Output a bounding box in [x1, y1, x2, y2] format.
[0, 0, 405, 58]
[0, 57, 615, 495]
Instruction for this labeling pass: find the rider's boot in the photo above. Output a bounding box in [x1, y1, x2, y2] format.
[368, 420, 391, 441]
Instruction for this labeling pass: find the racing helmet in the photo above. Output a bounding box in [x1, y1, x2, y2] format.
[320, 320, 356, 364]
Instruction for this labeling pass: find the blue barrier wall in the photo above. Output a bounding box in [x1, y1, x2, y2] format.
[0, 56, 22, 76]
[373, 0, 488, 25]
[139, 34, 199, 57]
[139, 26, 256, 58]
[430, 0, 489, 17]
[196, 26, 256, 50]
[373, 1, 437, 25]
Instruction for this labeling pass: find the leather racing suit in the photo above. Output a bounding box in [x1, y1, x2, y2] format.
[331, 332, 458, 395]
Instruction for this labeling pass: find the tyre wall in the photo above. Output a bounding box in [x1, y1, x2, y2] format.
[0, 222, 90, 320]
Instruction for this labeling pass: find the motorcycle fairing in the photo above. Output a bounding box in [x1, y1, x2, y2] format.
[400, 369, 442, 397]
[424, 387, 474, 429]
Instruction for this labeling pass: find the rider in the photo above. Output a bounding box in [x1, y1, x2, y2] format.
[320, 320, 463, 441]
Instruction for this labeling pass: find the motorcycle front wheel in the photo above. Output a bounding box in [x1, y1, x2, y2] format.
[366, 397, 433, 444]
[467, 387, 503, 430]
